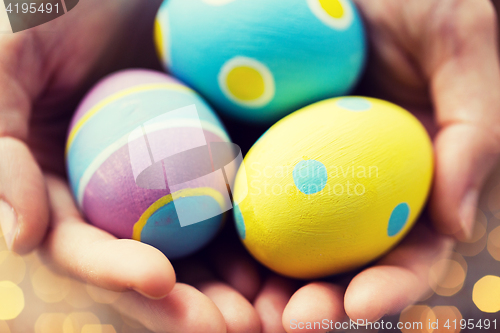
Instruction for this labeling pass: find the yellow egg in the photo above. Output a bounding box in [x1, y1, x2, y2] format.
[233, 97, 433, 279]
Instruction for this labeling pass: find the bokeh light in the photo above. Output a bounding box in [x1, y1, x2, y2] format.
[488, 182, 500, 218]
[63, 312, 101, 332]
[81, 324, 117, 333]
[431, 306, 462, 333]
[0, 251, 26, 284]
[64, 280, 94, 309]
[472, 275, 500, 313]
[455, 210, 488, 257]
[429, 253, 467, 297]
[34, 313, 66, 333]
[399, 305, 435, 333]
[0, 281, 24, 320]
[31, 265, 71, 303]
[487, 226, 500, 261]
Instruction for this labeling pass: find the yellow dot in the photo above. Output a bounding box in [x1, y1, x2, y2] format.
[473, 275, 500, 313]
[0, 281, 24, 320]
[226, 66, 266, 101]
[319, 0, 344, 19]
[154, 18, 165, 62]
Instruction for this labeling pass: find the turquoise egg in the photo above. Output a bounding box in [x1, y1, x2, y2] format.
[155, 0, 367, 123]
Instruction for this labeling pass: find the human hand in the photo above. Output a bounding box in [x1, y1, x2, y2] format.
[254, 0, 500, 331]
[0, 1, 260, 332]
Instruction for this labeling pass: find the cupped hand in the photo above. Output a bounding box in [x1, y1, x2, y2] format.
[0, 1, 260, 332]
[255, 0, 500, 332]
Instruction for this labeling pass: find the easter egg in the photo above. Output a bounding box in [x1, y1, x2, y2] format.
[232, 97, 433, 279]
[66, 69, 238, 259]
[154, 0, 366, 123]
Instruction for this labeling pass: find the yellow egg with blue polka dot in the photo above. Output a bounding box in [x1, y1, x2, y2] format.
[154, 0, 366, 123]
[232, 97, 433, 279]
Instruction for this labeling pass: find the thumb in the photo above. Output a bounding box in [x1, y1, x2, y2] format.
[425, 0, 500, 239]
[0, 38, 49, 254]
[0, 138, 49, 254]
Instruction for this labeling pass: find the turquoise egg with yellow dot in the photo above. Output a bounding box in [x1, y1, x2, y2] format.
[232, 97, 434, 279]
[154, 0, 366, 123]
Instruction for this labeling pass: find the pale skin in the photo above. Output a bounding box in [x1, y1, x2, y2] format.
[0, 0, 499, 332]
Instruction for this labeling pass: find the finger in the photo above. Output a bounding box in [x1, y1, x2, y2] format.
[0, 138, 49, 254]
[0, 44, 48, 253]
[424, 0, 500, 239]
[344, 222, 455, 323]
[114, 283, 227, 333]
[282, 283, 345, 333]
[175, 259, 261, 333]
[199, 282, 261, 333]
[207, 227, 262, 301]
[254, 275, 298, 333]
[0, 32, 41, 140]
[38, 175, 175, 299]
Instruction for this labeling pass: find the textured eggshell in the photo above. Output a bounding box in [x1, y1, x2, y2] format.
[155, 0, 366, 123]
[233, 97, 434, 279]
[66, 69, 231, 259]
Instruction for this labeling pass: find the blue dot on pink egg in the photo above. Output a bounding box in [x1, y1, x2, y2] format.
[336, 97, 371, 111]
[293, 160, 328, 195]
[387, 203, 410, 237]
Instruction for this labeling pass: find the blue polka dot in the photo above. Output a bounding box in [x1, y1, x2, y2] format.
[234, 204, 246, 240]
[387, 203, 410, 237]
[336, 97, 371, 111]
[293, 160, 328, 195]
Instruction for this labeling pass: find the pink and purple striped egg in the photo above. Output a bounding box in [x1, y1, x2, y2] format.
[66, 69, 233, 258]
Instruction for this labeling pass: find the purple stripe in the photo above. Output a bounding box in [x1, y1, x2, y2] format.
[82, 129, 227, 239]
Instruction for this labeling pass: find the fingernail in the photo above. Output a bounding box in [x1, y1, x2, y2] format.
[351, 317, 383, 327]
[459, 189, 479, 240]
[0, 199, 18, 251]
[133, 287, 168, 300]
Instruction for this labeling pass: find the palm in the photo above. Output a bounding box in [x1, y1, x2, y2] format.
[24, 0, 162, 173]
